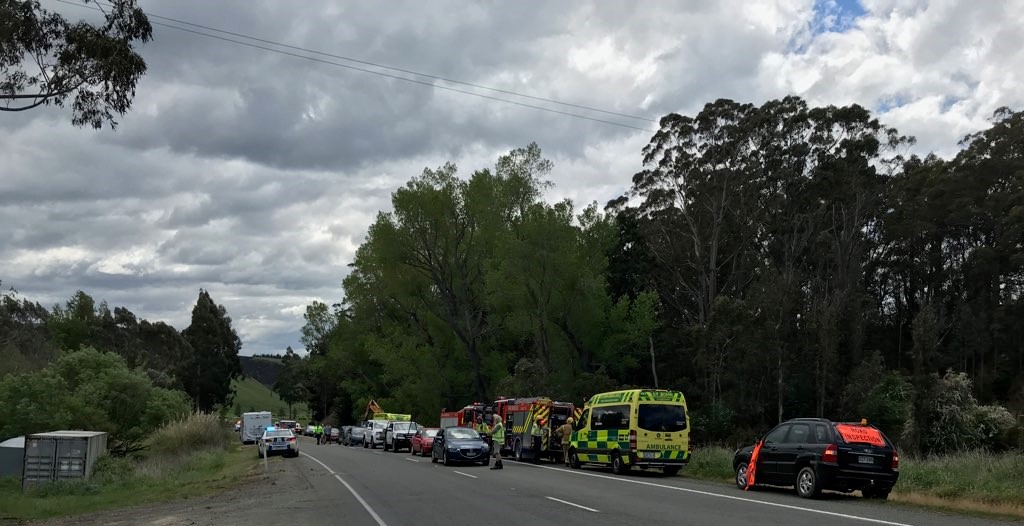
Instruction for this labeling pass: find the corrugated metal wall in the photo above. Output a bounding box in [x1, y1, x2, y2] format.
[21, 432, 108, 490]
[0, 446, 23, 478]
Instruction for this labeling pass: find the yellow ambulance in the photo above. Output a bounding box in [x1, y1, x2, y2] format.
[568, 389, 690, 476]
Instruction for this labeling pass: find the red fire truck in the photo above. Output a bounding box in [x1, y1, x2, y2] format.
[439, 401, 495, 429]
[493, 397, 578, 462]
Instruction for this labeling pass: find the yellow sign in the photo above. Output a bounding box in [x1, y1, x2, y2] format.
[371, 413, 411, 421]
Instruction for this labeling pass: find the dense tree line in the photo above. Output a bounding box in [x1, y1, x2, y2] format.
[0, 285, 243, 418]
[300, 98, 1022, 455]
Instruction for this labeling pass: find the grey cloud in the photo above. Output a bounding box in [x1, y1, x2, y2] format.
[6, 0, 1021, 355]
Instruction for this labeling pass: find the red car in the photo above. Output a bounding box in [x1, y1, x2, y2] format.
[411, 427, 440, 456]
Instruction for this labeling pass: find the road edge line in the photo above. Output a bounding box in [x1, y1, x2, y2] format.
[519, 463, 912, 526]
[301, 452, 388, 526]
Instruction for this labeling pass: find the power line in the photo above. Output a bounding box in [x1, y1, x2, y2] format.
[128, 3, 657, 124]
[53, 0, 658, 133]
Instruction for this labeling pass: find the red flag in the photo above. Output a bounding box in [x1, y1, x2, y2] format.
[745, 440, 763, 490]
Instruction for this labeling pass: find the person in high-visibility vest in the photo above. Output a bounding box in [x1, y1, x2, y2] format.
[315, 424, 324, 445]
[476, 416, 491, 449]
[531, 417, 545, 464]
[489, 414, 504, 470]
[556, 417, 574, 466]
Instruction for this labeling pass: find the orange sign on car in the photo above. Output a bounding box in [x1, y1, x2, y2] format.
[835, 424, 885, 447]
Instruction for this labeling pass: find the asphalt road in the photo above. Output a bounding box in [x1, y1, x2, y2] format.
[295, 439, 1018, 526]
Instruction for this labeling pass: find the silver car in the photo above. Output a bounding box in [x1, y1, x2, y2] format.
[346, 426, 366, 446]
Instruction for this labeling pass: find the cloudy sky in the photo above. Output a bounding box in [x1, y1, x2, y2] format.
[2, 0, 1022, 355]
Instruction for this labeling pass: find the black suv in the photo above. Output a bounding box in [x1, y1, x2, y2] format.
[732, 418, 899, 499]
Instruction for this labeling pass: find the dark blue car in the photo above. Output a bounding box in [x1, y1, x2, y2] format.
[431, 426, 490, 466]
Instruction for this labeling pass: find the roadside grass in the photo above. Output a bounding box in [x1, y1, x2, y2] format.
[0, 414, 259, 521]
[684, 446, 735, 483]
[680, 446, 1024, 519]
[891, 451, 1024, 517]
[231, 376, 309, 421]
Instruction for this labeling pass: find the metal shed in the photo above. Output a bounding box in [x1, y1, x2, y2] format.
[22, 430, 108, 490]
[0, 435, 25, 478]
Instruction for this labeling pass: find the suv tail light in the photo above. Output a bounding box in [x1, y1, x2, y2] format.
[823, 443, 838, 464]
[629, 430, 637, 452]
[891, 451, 899, 470]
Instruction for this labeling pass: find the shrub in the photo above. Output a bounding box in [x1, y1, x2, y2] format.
[0, 348, 192, 453]
[905, 370, 1016, 454]
[91, 455, 137, 483]
[690, 402, 736, 445]
[146, 412, 232, 456]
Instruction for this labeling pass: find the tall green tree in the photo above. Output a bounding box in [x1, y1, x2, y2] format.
[274, 347, 307, 420]
[0, 0, 152, 128]
[181, 290, 242, 412]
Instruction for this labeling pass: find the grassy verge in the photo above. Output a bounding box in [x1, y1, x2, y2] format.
[231, 376, 309, 421]
[0, 414, 259, 521]
[680, 446, 1024, 519]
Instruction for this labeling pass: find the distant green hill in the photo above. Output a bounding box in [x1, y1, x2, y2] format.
[231, 376, 309, 421]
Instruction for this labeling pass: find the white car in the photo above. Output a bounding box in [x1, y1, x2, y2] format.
[258, 428, 299, 458]
[363, 420, 387, 449]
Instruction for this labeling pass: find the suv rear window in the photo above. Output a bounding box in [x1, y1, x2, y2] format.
[637, 404, 687, 432]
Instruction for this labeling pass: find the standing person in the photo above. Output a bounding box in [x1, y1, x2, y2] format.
[489, 414, 504, 470]
[476, 416, 491, 449]
[556, 417, 574, 466]
[315, 423, 324, 445]
[530, 417, 545, 464]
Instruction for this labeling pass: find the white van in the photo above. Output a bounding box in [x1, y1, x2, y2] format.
[240, 411, 272, 444]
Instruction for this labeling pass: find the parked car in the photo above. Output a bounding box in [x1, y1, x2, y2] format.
[345, 426, 366, 446]
[363, 420, 387, 449]
[279, 420, 297, 435]
[306, 424, 316, 436]
[293, 422, 303, 435]
[384, 421, 418, 452]
[326, 427, 341, 444]
[733, 418, 899, 499]
[257, 428, 299, 458]
[411, 427, 440, 456]
[431, 426, 490, 466]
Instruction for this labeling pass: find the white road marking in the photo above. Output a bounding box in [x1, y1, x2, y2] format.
[301, 452, 388, 526]
[404, 457, 420, 463]
[546, 496, 599, 513]
[453, 470, 478, 479]
[521, 464, 913, 526]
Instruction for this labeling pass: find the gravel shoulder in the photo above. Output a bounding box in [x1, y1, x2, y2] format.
[24, 454, 319, 526]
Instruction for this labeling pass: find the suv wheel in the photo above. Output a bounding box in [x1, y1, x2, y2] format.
[796, 466, 822, 499]
[735, 463, 750, 489]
